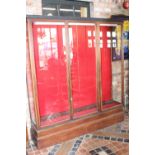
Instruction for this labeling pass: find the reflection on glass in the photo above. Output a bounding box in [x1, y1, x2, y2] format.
[42, 4, 58, 16]
[100, 32, 103, 37]
[87, 30, 91, 37]
[107, 31, 111, 37]
[107, 43, 111, 48]
[88, 39, 92, 48]
[62, 27, 73, 61]
[33, 25, 70, 127]
[37, 28, 59, 70]
[112, 39, 117, 47]
[112, 31, 116, 38]
[107, 39, 111, 48]
[107, 39, 111, 43]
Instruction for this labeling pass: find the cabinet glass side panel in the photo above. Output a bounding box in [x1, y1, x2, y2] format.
[32, 25, 70, 127]
[100, 26, 120, 110]
[26, 39, 36, 125]
[70, 25, 97, 118]
[111, 26, 122, 104]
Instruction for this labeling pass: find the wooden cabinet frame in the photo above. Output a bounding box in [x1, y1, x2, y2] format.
[26, 17, 125, 148]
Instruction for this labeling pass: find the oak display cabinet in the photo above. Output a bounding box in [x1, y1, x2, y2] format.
[26, 17, 125, 149]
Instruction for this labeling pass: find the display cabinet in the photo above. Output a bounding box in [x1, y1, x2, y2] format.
[26, 16, 125, 148]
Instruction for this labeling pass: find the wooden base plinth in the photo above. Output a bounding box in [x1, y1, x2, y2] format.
[31, 103, 124, 149]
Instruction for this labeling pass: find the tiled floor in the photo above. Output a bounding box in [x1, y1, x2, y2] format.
[27, 113, 129, 155]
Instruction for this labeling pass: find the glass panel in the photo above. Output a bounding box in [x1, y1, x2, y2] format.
[74, 5, 81, 17]
[100, 26, 112, 109]
[100, 26, 121, 109]
[32, 24, 70, 127]
[26, 38, 36, 125]
[112, 26, 122, 61]
[70, 25, 97, 118]
[112, 61, 122, 103]
[42, 5, 58, 16]
[41, 0, 90, 17]
[59, 4, 74, 16]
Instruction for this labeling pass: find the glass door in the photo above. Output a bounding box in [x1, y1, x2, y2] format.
[69, 23, 98, 118]
[32, 23, 70, 127]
